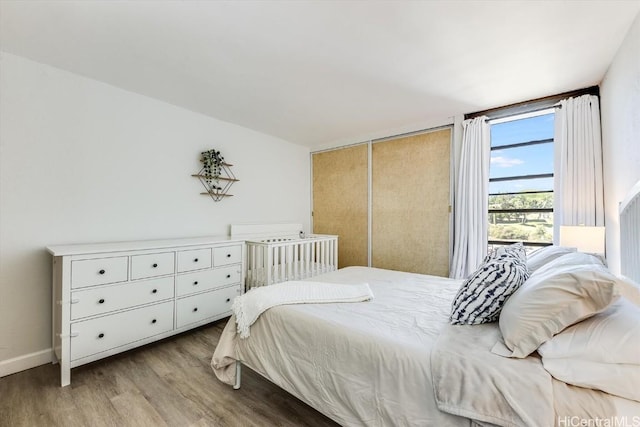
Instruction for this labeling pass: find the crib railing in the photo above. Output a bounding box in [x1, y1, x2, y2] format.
[245, 235, 338, 289]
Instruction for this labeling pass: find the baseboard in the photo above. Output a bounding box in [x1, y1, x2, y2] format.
[0, 348, 53, 378]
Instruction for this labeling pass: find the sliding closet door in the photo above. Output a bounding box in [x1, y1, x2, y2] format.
[312, 144, 368, 268]
[371, 128, 451, 276]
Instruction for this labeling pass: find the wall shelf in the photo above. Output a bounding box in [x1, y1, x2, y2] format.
[191, 174, 240, 182]
[194, 154, 238, 202]
[199, 192, 234, 197]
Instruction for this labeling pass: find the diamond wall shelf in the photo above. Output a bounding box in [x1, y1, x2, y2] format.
[192, 162, 238, 202]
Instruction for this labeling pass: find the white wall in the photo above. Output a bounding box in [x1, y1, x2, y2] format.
[0, 52, 310, 373]
[600, 12, 640, 275]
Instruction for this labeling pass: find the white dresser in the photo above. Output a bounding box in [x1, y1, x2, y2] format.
[47, 236, 244, 386]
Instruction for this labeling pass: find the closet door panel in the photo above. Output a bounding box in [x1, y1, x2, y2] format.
[312, 145, 368, 268]
[372, 129, 451, 276]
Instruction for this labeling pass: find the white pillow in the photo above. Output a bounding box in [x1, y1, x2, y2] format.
[526, 245, 576, 273]
[499, 262, 623, 358]
[533, 250, 603, 274]
[540, 358, 640, 402]
[538, 294, 640, 402]
[617, 275, 640, 306]
[538, 299, 640, 364]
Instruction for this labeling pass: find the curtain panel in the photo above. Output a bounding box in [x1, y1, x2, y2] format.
[450, 117, 490, 279]
[554, 94, 605, 238]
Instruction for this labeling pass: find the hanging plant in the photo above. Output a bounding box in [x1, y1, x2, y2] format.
[201, 149, 225, 191]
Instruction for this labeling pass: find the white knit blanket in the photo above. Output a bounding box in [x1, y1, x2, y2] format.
[232, 281, 373, 339]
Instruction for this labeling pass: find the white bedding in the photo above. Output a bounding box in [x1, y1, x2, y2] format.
[214, 266, 468, 426]
[212, 266, 640, 426]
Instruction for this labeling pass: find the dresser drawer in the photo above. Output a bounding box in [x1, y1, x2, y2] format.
[175, 266, 241, 297]
[130, 252, 175, 280]
[175, 286, 240, 329]
[213, 245, 242, 266]
[71, 257, 129, 289]
[71, 276, 174, 320]
[70, 301, 173, 361]
[177, 248, 212, 273]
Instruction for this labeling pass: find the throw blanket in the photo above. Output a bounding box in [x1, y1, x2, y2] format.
[233, 281, 373, 338]
[431, 323, 615, 427]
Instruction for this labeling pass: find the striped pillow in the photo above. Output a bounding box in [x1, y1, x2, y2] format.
[450, 257, 529, 325]
[484, 242, 527, 265]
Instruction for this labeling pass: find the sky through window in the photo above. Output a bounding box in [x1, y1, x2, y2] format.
[489, 113, 554, 194]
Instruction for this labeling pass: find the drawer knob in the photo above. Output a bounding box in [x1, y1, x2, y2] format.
[193, 307, 198, 312]
[226, 298, 231, 302]
[194, 258, 199, 262]
[152, 263, 158, 268]
[99, 269, 105, 275]
[98, 333, 105, 339]
[226, 254, 231, 258]
[226, 274, 231, 279]
[98, 298, 105, 304]
[151, 319, 157, 324]
[193, 281, 198, 285]
[152, 289, 157, 294]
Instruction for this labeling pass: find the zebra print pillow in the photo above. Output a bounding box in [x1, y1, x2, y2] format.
[450, 256, 529, 325]
[484, 242, 527, 266]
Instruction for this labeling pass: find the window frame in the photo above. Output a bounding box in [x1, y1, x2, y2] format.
[465, 86, 599, 251]
[487, 110, 556, 249]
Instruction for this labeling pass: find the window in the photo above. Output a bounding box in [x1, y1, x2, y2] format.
[488, 110, 555, 252]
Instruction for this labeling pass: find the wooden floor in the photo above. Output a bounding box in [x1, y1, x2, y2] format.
[0, 319, 339, 427]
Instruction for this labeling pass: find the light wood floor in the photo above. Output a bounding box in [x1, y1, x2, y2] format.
[0, 319, 339, 427]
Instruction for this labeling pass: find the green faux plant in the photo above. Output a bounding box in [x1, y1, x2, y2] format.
[201, 149, 225, 191]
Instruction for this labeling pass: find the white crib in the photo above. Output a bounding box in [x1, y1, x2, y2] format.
[231, 224, 338, 290]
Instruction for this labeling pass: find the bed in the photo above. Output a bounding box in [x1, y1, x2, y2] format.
[212, 184, 640, 426]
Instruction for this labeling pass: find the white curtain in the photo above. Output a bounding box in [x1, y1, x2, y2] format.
[554, 94, 604, 240]
[450, 116, 491, 279]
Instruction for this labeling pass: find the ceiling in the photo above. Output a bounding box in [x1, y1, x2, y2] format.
[1, 1, 639, 148]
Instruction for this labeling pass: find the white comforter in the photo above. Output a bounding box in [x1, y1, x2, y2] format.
[212, 267, 639, 426]
[213, 266, 469, 426]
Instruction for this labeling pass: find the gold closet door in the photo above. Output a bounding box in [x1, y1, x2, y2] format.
[312, 145, 368, 268]
[372, 128, 451, 276]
